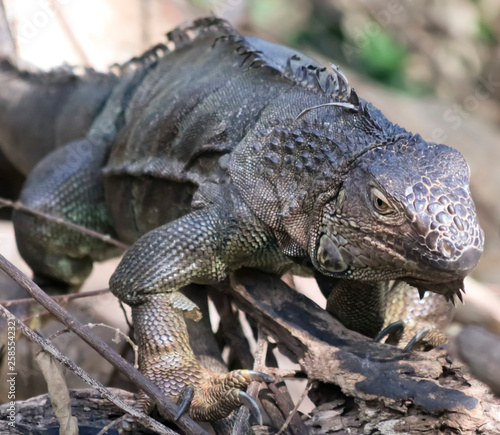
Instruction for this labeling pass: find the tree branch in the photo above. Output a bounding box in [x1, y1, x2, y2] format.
[0, 198, 129, 250]
[0, 303, 174, 435]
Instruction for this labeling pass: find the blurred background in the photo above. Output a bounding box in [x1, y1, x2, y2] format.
[1, 0, 500, 414]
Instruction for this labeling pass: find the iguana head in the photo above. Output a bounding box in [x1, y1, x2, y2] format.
[312, 134, 484, 301]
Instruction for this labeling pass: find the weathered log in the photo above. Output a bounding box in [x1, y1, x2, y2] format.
[227, 270, 500, 434]
[0, 388, 156, 434]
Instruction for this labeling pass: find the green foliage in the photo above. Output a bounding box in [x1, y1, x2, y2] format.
[477, 19, 497, 44]
[355, 27, 407, 88]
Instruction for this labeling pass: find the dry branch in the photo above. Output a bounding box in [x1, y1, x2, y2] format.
[0, 198, 129, 250]
[0, 253, 208, 435]
[0, 288, 110, 308]
[0, 302, 174, 435]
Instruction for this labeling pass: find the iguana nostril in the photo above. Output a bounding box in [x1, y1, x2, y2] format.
[439, 240, 454, 258]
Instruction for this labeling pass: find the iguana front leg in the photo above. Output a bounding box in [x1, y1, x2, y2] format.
[380, 281, 453, 350]
[317, 276, 453, 350]
[110, 205, 281, 421]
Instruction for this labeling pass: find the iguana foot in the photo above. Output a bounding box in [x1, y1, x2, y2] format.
[173, 370, 271, 422]
[132, 292, 273, 422]
[376, 283, 454, 350]
[375, 320, 446, 351]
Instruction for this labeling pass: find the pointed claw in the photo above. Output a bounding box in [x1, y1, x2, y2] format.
[245, 370, 275, 384]
[456, 290, 464, 304]
[174, 385, 194, 421]
[375, 320, 405, 343]
[403, 326, 431, 352]
[418, 287, 426, 300]
[238, 390, 263, 425]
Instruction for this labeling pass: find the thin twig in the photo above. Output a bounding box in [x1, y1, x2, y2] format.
[209, 288, 254, 368]
[0, 303, 175, 435]
[0, 288, 110, 307]
[276, 381, 312, 435]
[119, 300, 134, 332]
[0, 198, 129, 250]
[266, 368, 303, 379]
[48, 322, 139, 369]
[96, 414, 127, 435]
[89, 323, 139, 369]
[0, 253, 208, 435]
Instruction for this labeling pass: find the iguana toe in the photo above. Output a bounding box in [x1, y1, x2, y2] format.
[375, 319, 448, 351]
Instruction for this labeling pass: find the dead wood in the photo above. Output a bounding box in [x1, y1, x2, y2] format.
[3, 255, 500, 434]
[0, 388, 159, 434]
[227, 270, 500, 434]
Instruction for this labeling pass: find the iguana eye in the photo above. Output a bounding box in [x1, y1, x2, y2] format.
[371, 187, 393, 215]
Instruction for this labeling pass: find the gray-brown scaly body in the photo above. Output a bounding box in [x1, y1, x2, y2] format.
[0, 18, 483, 421]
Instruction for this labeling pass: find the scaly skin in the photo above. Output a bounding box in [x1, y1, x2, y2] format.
[0, 18, 484, 423]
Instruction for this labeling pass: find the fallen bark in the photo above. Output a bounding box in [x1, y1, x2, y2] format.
[0, 388, 157, 434]
[227, 270, 500, 434]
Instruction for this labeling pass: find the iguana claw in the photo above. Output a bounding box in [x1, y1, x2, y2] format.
[238, 390, 263, 425]
[174, 385, 194, 421]
[403, 326, 431, 351]
[173, 369, 271, 423]
[375, 320, 404, 343]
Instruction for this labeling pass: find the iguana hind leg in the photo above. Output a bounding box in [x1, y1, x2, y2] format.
[13, 138, 122, 293]
[110, 204, 281, 421]
[133, 291, 272, 421]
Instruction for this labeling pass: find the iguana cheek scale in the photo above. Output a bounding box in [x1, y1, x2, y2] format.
[0, 18, 484, 422]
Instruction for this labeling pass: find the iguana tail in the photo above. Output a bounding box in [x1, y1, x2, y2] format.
[0, 59, 118, 175]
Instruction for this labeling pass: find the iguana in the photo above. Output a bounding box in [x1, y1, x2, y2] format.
[0, 18, 484, 423]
